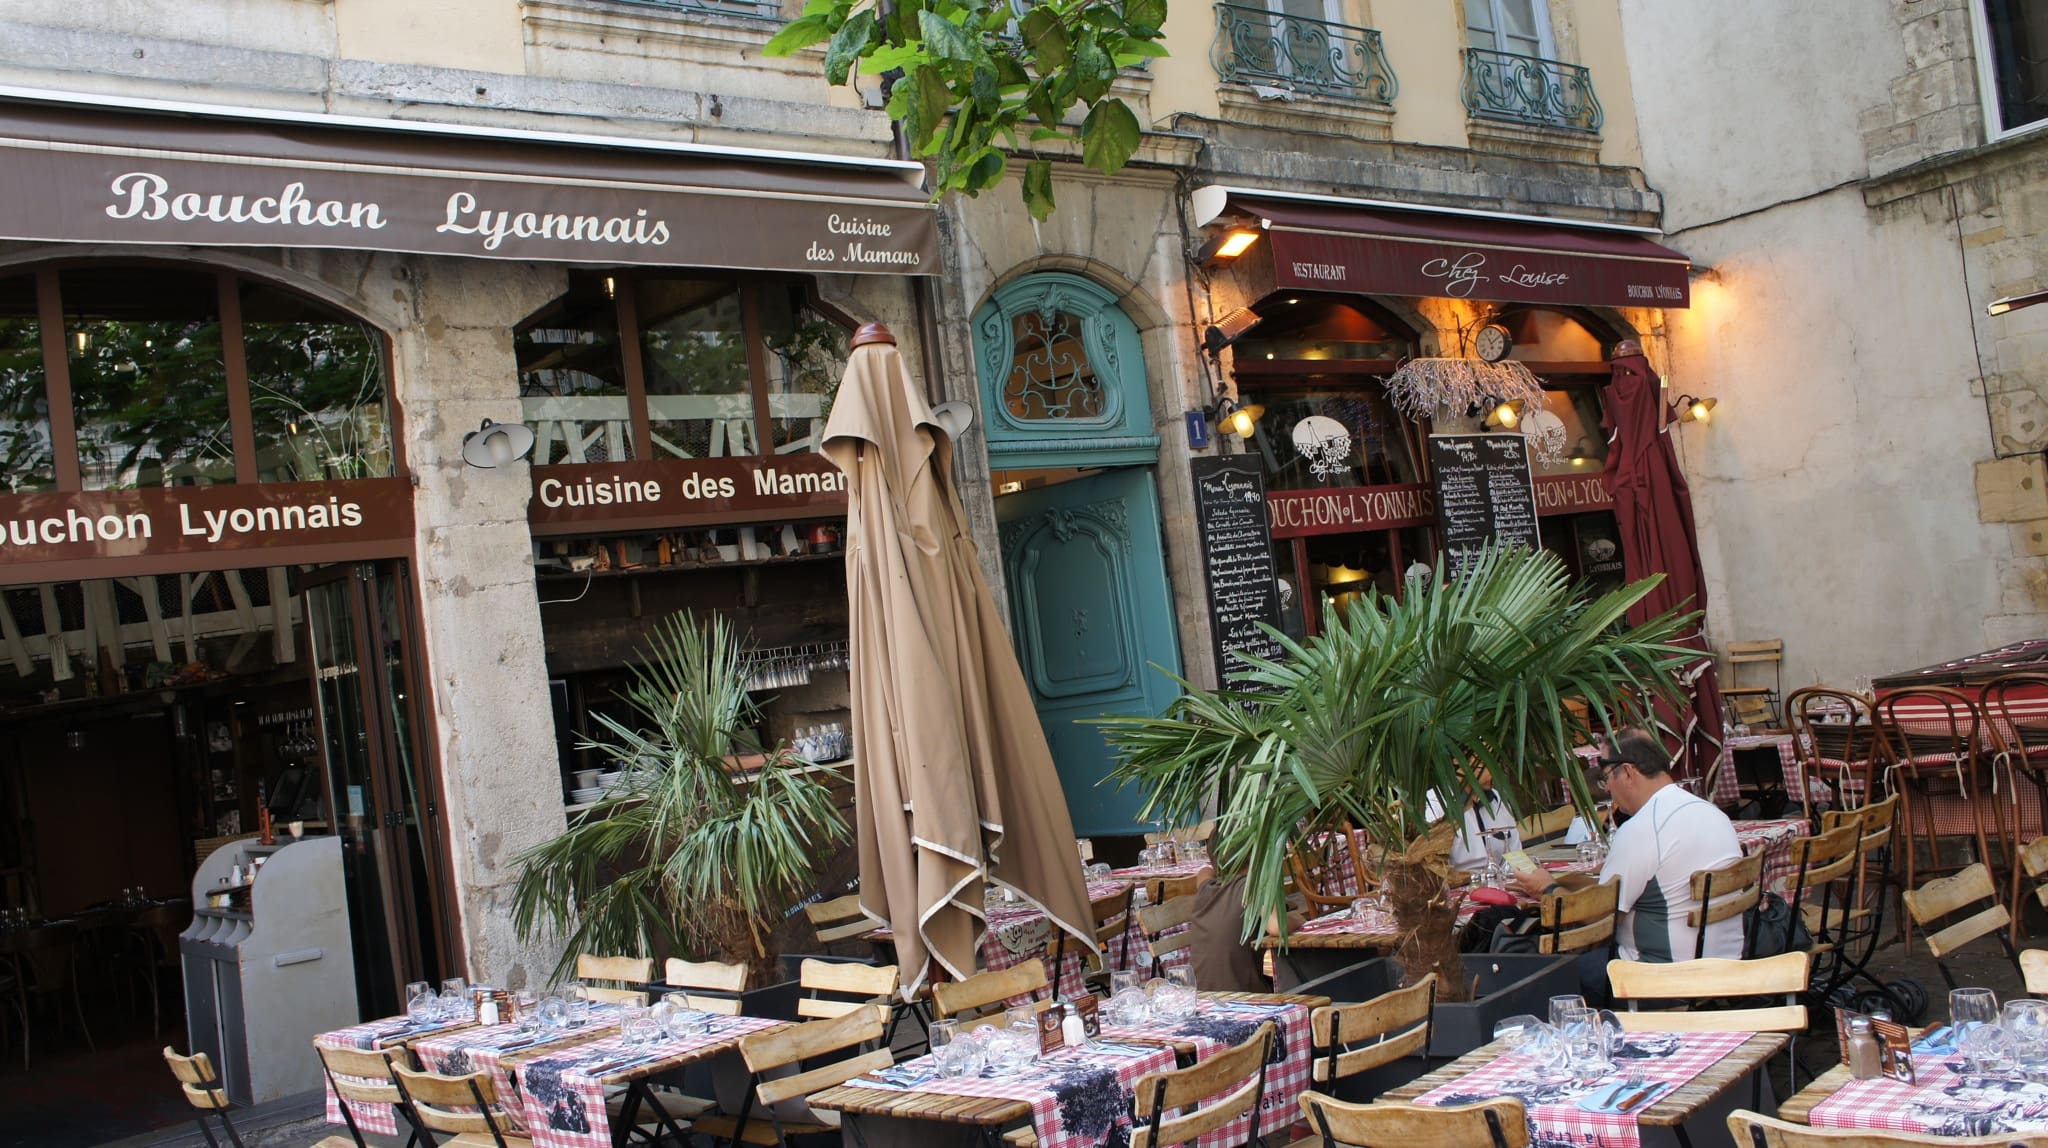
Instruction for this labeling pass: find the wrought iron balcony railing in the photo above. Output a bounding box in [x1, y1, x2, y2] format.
[1460, 46, 1602, 134]
[1211, 3, 1397, 107]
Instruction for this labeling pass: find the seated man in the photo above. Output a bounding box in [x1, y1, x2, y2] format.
[1423, 764, 1521, 873]
[1513, 728, 1743, 1000]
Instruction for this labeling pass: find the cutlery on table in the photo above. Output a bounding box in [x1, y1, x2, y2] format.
[1617, 1083, 1662, 1112]
[1599, 1072, 1644, 1107]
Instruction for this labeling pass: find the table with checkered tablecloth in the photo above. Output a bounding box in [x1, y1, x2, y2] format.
[411, 1007, 621, 1131]
[1409, 1029, 1753, 1148]
[512, 1012, 782, 1148]
[316, 1012, 475, 1136]
[1804, 1050, 2048, 1137]
[828, 1036, 1179, 1148]
[1099, 995, 1312, 1146]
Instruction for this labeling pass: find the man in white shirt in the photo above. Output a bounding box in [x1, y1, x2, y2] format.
[1513, 728, 1742, 998]
[1423, 767, 1521, 873]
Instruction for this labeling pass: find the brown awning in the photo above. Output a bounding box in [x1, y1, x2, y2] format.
[0, 90, 938, 275]
[1195, 187, 1690, 309]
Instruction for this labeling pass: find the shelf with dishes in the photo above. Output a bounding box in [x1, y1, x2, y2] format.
[564, 755, 853, 815]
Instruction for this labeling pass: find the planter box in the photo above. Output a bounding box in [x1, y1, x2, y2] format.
[1278, 953, 1579, 1062]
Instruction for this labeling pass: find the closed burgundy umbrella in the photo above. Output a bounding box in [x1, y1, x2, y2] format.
[821, 323, 1094, 998]
[1603, 342, 1724, 775]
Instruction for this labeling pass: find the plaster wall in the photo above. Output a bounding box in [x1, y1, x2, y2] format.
[335, 0, 524, 75]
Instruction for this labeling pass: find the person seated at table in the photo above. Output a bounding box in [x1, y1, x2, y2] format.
[1511, 728, 1743, 1001]
[1422, 765, 1521, 873]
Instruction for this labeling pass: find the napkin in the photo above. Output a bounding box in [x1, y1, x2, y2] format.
[1564, 817, 1591, 845]
[1576, 1079, 1672, 1114]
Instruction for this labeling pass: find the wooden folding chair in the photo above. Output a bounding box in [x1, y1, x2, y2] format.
[797, 959, 897, 1019]
[664, 957, 748, 1015]
[1609, 953, 1809, 1098]
[1295, 1095, 1528, 1148]
[1148, 874, 1205, 903]
[1308, 974, 1434, 1093]
[314, 1043, 421, 1148]
[164, 1046, 248, 1148]
[1901, 862, 2021, 989]
[390, 1064, 531, 1147]
[577, 954, 654, 1006]
[1536, 878, 1618, 957]
[1131, 1023, 1273, 1148]
[930, 959, 1048, 1021]
[1727, 1108, 2048, 1147]
[1138, 897, 1197, 967]
[693, 1005, 892, 1148]
[1516, 805, 1576, 846]
[1775, 823, 1860, 960]
[803, 895, 873, 945]
[1687, 853, 1763, 960]
[1723, 638, 1784, 724]
[1090, 888, 1136, 980]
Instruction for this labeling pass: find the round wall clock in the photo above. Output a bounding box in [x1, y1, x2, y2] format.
[1474, 323, 1514, 363]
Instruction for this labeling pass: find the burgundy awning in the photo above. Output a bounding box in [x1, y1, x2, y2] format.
[1200, 190, 1691, 309]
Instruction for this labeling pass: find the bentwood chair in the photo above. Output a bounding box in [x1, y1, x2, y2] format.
[1985, 674, 2048, 936]
[1131, 1023, 1273, 1148]
[1289, 830, 1367, 916]
[1307, 974, 1435, 1101]
[1786, 687, 1879, 814]
[1727, 1108, 2048, 1147]
[1294, 1095, 1529, 1148]
[164, 1046, 248, 1148]
[1876, 687, 2013, 948]
[0, 919, 93, 1069]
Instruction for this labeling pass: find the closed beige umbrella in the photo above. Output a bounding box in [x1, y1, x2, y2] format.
[821, 323, 1094, 997]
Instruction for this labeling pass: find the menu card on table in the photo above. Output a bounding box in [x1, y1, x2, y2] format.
[1189, 455, 1285, 679]
[1428, 433, 1540, 577]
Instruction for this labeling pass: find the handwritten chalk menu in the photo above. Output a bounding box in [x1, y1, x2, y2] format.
[1428, 433, 1541, 576]
[1190, 455, 1286, 681]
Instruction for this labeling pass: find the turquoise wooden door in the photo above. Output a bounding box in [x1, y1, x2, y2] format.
[996, 470, 1183, 836]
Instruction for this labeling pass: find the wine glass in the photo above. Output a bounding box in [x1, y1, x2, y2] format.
[2005, 1000, 2048, 1075]
[405, 981, 433, 1021]
[930, 1019, 965, 1076]
[1548, 995, 1590, 1029]
[1164, 967, 1199, 1019]
[1492, 1014, 1547, 1051]
[1952, 987, 2001, 1034]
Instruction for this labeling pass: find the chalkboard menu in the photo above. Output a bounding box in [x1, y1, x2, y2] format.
[1428, 433, 1541, 575]
[1189, 455, 1285, 681]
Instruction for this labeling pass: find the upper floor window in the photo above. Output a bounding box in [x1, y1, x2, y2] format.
[1464, 0, 1554, 58]
[0, 263, 393, 494]
[1978, 0, 2048, 137]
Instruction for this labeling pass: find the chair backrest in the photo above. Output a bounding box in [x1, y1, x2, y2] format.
[1784, 823, 1861, 899]
[2024, 949, 2048, 996]
[737, 1004, 892, 1106]
[1687, 852, 1763, 959]
[1787, 687, 1876, 771]
[797, 959, 899, 1019]
[1517, 804, 1576, 846]
[804, 894, 873, 944]
[666, 957, 749, 993]
[930, 959, 1048, 1020]
[317, 1043, 408, 1111]
[1289, 830, 1364, 913]
[1902, 862, 2013, 961]
[1822, 792, 1898, 854]
[2024, 838, 2048, 910]
[1144, 822, 1215, 846]
[1538, 878, 1619, 956]
[391, 1065, 517, 1143]
[1876, 687, 1983, 763]
[1983, 674, 2048, 769]
[1299, 1094, 1530, 1148]
[164, 1046, 232, 1111]
[578, 953, 654, 1006]
[1727, 1107, 2048, 1147]
[676, 992, 745, 1016]
[1310, 974, 1435, 1085]
[1138, 897, 1197, 961]
[1131, 1023, 1272, 1148]
[1150, 874, 1204, 903]
[1608, 953, 1810, 1034]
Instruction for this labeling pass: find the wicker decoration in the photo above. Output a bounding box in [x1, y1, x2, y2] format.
[1382, 357, 1544, 423]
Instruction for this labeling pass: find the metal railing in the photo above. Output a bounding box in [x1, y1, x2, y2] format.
[1460, 46, 1602, 134]
[1210, 3, 1397, 106]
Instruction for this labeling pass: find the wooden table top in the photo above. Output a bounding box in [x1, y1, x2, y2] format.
[1382, 1031, 1788, 1128]
[807, 992, 1328, 1126]
[1776, 1062, 1853, 1125]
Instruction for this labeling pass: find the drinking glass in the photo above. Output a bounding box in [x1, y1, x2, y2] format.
[437, 988, 469, 1021]
[441, 977, 469, 999]
[563, 981, 592, 1025]
[1567, 1017, 1614, 1084]
[536, 995, 569, 1033]
[1952, 987, 2001, 1033]
[2005, 1000, 2048, 1073]
[930, 1019, 964, 1076]
[1483, 830, 1511, 886]
[1350, 897, 1376, 923]
[1548, 995, 1590, 1029]
[1960, 1020, 2016, 1077]
[1110, 970, 1148, 1025]
[1492, 1014, 1547, 1051]
[1164, 967, 1199, 1019]
[405, 981, 433, 1020]
[619, 1005, 650, 1046]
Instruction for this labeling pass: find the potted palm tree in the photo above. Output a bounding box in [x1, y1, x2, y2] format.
[511, 611, 848, 1012]
[1096, 547, 1696, 1050]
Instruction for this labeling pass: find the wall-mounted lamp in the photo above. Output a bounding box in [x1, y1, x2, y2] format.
[1206, 396, 1264, 439]
[1202, 306, 1263, 356]
[1673, 394, 1718, 424]
[1483, 399, 1523, 429]
[460, 418, 537, 468]
[1988, 288, 2048, 316]
[1195, 227, 1262, 267]
[1568, 438, 1595, 467]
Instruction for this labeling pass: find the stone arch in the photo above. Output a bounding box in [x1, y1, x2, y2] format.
[977, 255, 1174, 333]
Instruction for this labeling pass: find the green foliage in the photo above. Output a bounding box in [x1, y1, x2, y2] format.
[1092, 547, 1700, 948]
[511, 612, 849, 986]
[763, 0, 1170, 220]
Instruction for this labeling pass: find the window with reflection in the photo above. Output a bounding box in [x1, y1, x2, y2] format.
[1248, 384, 1422, 490]
[243, 280, 392, 482]
[1532, 386, 1608, 476]
[759, 290, 849, 454]
[0, 276, 51, 493]
[64, 266, 231, 489]
[1004, 307, 1105, 421]
[517, 275, 631, 465]
[1235, 296, 1414, 364]
[638, 279, 754, 459]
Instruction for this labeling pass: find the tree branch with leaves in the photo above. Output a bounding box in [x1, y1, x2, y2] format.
[765, 0, 1168, 219]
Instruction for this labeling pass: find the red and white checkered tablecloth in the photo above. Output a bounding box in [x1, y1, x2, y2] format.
[1099, 997, 1312, 1146]
[413, 1006, 623, 1133]
[514, 1012, 781, 1148]
[1290, 896, 1482, 944]
[316, 1013, 475, 1135]
[1413, 1029, 1751, 1148]
[1715, 736, 1839, 810]
[1808, 1051, 2048, 1136]
[984, 881, 1191, 1003]
[841, 1038, 1179, 1148]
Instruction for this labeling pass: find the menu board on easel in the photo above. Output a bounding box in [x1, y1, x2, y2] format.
[1190, 455, 1285, 682]
[1428, 433, 1541, 576]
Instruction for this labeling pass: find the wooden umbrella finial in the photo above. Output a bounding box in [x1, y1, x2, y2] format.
[851, 322, 897, 349]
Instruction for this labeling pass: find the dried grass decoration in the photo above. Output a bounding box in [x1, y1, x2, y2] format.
[1382, 820, 1468, 997]
[1383, 357, 1545, 424]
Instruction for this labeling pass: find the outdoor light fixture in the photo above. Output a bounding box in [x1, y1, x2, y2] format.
[1205, 395, 1265, 439]
[460, 418, 537, 468]
[1483, 399, 1523, 429]
[1674, 394, 1718, 423]
[1568, 438, 1594, 467]
[1988, 288, 2048, 316]
[1202, 306, 1263, 356]
[1195, 227, 1262, 267]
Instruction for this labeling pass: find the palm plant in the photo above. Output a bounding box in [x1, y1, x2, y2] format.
[1095, 547, 1698, 1001]
[511, 611, 848, 987]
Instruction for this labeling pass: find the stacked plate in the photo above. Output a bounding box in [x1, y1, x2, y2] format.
[569, 787, 602, 804]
